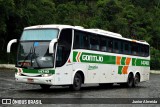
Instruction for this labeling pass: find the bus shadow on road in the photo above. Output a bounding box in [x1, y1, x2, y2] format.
[17, 84, 147, 94]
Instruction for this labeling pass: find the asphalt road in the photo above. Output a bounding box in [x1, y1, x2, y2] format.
[0, 69, 160, 107]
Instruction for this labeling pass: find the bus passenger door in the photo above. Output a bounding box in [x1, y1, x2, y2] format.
[54, 29, 73, 85]
[55, 45, 73, 85]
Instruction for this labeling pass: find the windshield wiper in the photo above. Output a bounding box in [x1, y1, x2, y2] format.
[32, 46, 41, 68]
[19, 42, 49, 69]
[20, 46, 33, 68]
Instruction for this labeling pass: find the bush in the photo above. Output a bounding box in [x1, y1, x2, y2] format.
[150, 47, 160, 70]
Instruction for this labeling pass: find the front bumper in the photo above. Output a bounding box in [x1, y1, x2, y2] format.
[15, 74, 54, 85]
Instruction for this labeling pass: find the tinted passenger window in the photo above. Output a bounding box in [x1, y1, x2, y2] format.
[139, 45, 145, 56]
[108, 39, 113, 52]
[73, 30, 88, 49]
[138, 44, 149, 57]
[124, 42, 131, 55]
[89, 34, 99, 50]
[120, 40, 123, 54]
[131, 43, 138, 55]
[113, 40, 120, 53]
[144, 45, 149, 57]
[100, 37, 107, 51]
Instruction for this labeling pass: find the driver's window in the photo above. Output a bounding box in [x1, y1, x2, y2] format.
[56, 29, 72, 67]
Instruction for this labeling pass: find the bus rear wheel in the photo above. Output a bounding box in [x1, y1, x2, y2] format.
[120, 73, 134, 88]
[40, 84, 51, 90]
[133, 73, 140, 87]
[70, 73, 82, 91]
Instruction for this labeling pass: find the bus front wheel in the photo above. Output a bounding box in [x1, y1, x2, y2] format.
[70, 73, 82, 91]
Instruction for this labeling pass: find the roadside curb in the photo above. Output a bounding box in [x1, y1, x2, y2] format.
[0, 64, 15, 69]
[150, 70, 160, 74]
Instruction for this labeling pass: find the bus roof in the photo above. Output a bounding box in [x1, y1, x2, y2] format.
[24, 24, 149, 45]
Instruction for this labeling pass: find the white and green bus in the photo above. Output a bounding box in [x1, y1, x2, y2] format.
[7, 25, 150, 90]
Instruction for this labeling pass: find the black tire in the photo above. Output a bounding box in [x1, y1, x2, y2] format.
[70, 73, 82, 91]
[126, 73, 134, 88]
[133, 73, 140, 87]
[121, 74, 134, 88]
[40, 84, 51, 90]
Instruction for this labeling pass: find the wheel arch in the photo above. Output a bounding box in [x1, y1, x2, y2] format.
[127, 71, 134, 80]
[72, 69, 85, 84]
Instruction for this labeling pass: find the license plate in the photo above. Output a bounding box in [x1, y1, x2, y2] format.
[27, 78, 34, 83]
[21, 62, 31, 66]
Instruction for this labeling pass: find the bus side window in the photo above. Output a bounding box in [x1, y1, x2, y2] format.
[113, 40, 119, 54]
[108, 38, 113, 52]
[100, 37, 107, 52]
[120, 40, 123, 54]
[144, 45, 149, 57]
[83, 33, 89, 49]
[131, 43, 138, 56]
[89, 34, 99, 51]
[79, 33, 83, 49]
[74, 30, 79, 49]
[74, 34, 80, 49]
[74, 30, 88, 49]
[124, 42, 130, 55]
[139, 45, 145, 57]
[107, 38, 113, 52]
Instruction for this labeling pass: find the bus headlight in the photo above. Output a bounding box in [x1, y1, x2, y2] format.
[42, 74, 52, 77]
[16, 68, 22, 76]
[16, 72, 21, 76]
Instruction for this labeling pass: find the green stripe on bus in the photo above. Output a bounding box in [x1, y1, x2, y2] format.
[132, 58, 136, 66]
[22, 69, 55, 74]
[121, 57, 126, 65]
[73, 51, 150, 67]
[104, 55, 116, 64]
[135, 59, 150, 66]
[73, 51, 78, 62]
[118, 66, 123, 74]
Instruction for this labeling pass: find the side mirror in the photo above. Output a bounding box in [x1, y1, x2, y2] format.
[49, 38, 58, 54]
[7, 39, 17, 53]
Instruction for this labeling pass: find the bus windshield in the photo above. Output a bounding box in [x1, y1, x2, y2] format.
[21, 29, 58, 41]
[17, 29, 59, 68]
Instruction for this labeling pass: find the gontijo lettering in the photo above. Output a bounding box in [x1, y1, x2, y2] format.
[82, 55, 103, 62]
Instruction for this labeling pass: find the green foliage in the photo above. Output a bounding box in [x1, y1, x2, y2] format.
[150, 47, 160, 70]
[0, 0, 160, 69]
